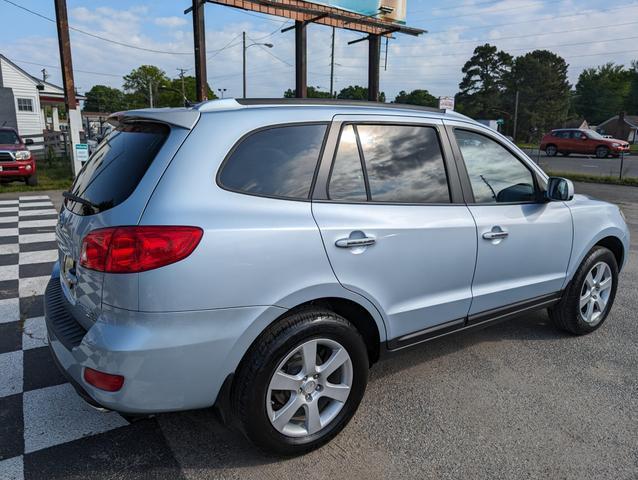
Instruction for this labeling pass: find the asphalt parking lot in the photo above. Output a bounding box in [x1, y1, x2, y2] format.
[522, 148, 637, 179]
[1, 183, 637, 480]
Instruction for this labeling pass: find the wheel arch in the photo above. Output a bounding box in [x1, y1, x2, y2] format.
[595, 235, 624, 270]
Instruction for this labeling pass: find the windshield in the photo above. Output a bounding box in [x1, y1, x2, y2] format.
[0, 130, 20, 145]
[585, 130, 606, 140]
[66, 122, 169, 215]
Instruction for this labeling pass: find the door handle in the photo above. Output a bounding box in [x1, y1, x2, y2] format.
[482, 227, 509, 240]
[335, 236, 376, 248]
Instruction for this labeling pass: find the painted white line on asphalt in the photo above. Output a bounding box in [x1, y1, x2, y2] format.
[0, 456, 23, 480]
[19, 276, 50, 298]
[0, 216, 18, 223]
[22, 316, 48, 351]
[0, 350, 23, 398]
[0, 264, 18, 281]
[19, 209, 57, 217]
[19, 218, 57, 228]
[19, 250, 58, 265]
[0, 228, 18, 237]
[19, 233, 56, 244]
[23, 383, 128, 453]
[0, 244, 19, 255]
[0, 298, 20, 324]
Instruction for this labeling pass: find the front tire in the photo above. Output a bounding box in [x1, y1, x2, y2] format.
[545, 145, 558, 157]
[231, 308, 369, 455]
[25, 174, 38, 186]
[595, 146, 609, 158]
[549, 246, 618, 335]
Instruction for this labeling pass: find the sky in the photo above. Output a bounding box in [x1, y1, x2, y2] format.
[1, 0, 638, 102]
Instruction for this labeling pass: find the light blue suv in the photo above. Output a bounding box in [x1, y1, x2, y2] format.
[46, 99, 629, 454]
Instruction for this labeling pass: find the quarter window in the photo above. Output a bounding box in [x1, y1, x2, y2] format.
[329, 124, 451, 204]
[219, 124, 327, 200]
[17, 98, 34, 112]
[455, 129, 536, 203]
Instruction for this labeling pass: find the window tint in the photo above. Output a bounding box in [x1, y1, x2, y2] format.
[455, 129, 536, 203]
[570, 130, 585, 139]
[554, 131, 569, 139]
[329, 125, 367, 201]
[67, 123, 169, 215]
[357, 124, 450, 203]
[219, 124, 326, 200]
[0, 130, 20, 144]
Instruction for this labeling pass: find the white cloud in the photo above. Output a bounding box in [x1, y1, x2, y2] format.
[155, 17, 188, 28]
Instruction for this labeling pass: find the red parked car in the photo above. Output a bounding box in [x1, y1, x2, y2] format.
[540, 128, 630, 159]
[0, 127, 37, 186]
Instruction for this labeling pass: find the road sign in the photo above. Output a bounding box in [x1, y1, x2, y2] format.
[75, 143, 89, 165]
[439, 96, 455, 111]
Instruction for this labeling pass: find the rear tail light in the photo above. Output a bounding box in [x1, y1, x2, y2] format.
[80, 226, 203, 273]
[84, 367, 124, 392]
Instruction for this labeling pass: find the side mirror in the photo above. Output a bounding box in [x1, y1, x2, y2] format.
[546, 177, 574, 201]
[24, 138, 34, 145]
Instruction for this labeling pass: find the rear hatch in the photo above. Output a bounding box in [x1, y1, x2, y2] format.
[56, 110, 198, 328]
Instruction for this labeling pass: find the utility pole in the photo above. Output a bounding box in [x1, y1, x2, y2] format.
[148, 80, 154, 108]
[329, 27, 335, 98]
[191, 0, 207, 102]
[243, 32, 247, 98]
[513, 90, 520, 142]
[368, 35, 380, 102]
[54, 0, 82, 176]
[177, 68, 188, 107]
[295, 21, 307, 98]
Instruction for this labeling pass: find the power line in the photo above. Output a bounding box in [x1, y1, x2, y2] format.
[247, 35, 293, 66]
[426, 3, 638, 35]
[2, 0, 192, 55]
[394, 34, 638, 59]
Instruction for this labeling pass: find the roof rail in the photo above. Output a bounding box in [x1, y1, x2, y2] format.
[235, 98, 446, 114]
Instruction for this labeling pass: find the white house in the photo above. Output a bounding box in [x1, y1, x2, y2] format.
[0, 54, 84, 151]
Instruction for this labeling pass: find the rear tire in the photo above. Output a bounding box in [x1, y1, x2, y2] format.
[545, 145, 558, 157]
[25, 174, 38, 186]
[595, 146, 609, 158]
[231, 308, 369, 455]
[548, 246, 618, 335]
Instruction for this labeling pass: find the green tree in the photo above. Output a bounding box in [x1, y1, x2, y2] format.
[394, 89, 438, 107]
[158, 76, 216, 107]
[574, 63, 632, 124]
[625, 60, 638, 113]
[283, 86, 332, 98]
[336, 85, 386, 102]
[83, 85, 126, 113]
[122, 65, 170, 109]
[506, 50, 571, 142]
[456, 44, 512, 118]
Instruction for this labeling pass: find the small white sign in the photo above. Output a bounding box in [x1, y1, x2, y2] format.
[439, 96, 455, 111]
[75, 143, 89, 164]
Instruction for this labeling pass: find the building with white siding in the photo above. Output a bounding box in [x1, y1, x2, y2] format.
[0, 54, 84, 152]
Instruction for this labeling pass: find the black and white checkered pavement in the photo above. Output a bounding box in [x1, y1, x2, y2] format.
[0, 195, 184, 480]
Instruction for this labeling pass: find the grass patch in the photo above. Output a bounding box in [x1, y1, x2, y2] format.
[0, 159, 73, 193]
[516, 143, 539, 149]
[631, 144, 637, 153]
[547, 171, 638, 187]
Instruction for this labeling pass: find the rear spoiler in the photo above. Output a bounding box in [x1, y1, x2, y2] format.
[107, 108, 200, 130]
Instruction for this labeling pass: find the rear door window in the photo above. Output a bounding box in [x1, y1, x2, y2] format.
[66, 122, 169, 215]
[329, 124, 451, 204]
[218, 123, 327, 200]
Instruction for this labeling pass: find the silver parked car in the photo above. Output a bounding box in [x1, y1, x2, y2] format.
[47, 99, 629, 454]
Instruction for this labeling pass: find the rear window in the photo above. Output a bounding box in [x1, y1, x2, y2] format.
[0, 130, 20, 145]
[66, 123, 169, 215]
[218, 124, 327, 200]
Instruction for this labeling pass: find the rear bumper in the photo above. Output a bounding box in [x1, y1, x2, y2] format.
[45, 268, 281, 414]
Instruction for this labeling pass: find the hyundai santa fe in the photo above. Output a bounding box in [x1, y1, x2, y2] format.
[540, 128, 630, 158]
[46, 99, 629, 454]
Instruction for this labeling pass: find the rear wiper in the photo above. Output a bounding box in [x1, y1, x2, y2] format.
[62, 191, 101, 213]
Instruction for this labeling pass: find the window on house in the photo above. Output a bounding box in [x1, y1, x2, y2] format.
[17, 98, 34, 112]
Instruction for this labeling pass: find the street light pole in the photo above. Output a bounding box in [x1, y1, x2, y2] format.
[242, 34, 274, 98]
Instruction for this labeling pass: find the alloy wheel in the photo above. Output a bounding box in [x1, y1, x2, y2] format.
[266, 338, 353, 438]
[579, 261, 613, 326]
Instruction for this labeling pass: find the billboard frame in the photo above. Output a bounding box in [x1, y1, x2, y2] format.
[186, 0, 425, 101]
